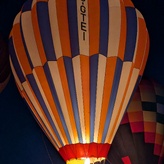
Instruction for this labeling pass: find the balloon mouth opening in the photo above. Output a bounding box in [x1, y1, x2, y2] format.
[66, 157, 106, 164]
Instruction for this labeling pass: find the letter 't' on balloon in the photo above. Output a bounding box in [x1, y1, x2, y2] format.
[9, 0, 149, 163]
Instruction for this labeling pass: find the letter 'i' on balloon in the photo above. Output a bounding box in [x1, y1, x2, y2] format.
[9, 0, 149, 163]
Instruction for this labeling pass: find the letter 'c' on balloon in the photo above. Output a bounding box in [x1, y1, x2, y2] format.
[9, 0, 149, 163]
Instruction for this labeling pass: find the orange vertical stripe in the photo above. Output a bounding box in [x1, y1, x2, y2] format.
[88, 0, 100, 56]
[123, 0, 134, 7]
[134, 18, 147, 69]
[117, 0, 126, 60]
[34, 66, 69, 144]
[57, 57, 79, 143]
[12, 24, 32, 75]
[31, 4, 47, 65]
[98, 57, 117, 142]
[80, 55, 90, 142]
[56, 0, 71, 57]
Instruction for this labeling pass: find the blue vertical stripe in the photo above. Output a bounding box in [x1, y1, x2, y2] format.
[63, 57, 83, 142]
[99, 0, 109, 57]
[9, 38, 26, 83]
[102, 58, 123, 142]
[67, 0, 79, 57]
[37, 2, 56, 61]
[26, 74, 64, 146]
[21, 0, 32, 12]
[124, 7, 137, 61]
[90, 54, 99, 142]
[43, 63, 72, 144]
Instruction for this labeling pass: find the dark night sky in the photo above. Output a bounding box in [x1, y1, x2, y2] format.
[0, 0, 164, 164]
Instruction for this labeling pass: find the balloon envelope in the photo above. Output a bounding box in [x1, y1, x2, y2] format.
[9, 0, 149, 163]
[108, 78, 164, 164]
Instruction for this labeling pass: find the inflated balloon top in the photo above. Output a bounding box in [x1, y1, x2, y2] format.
[0, 34, 10, 93]
[9, 0, 149, 163]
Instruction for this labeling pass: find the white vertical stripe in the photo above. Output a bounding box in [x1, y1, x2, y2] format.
[77, 0, 89, 56]
[94, 54, 107, 142]
[48, 0, 62, 59]
[22, 81, 61, 148]
[48, 61, 75, 143]
[32, 68, 66, 145]
[13, 12, 21, 25]
[107, 68, 140, 143]
[107, 6, 121, 57]
[109, 0, 120, 7]
[72, 55, 85, 142]
[21, 11, 42, 67]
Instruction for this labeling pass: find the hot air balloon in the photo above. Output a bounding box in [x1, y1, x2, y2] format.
[0, 34, 10, 93]
[107, 78, 164, 164]
[9, 0, 149, 163]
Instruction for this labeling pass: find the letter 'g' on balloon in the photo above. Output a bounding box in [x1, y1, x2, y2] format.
[9, 0, 149, 163]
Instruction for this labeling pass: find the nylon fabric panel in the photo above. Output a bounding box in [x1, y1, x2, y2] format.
[26, 73, 64, 146]
[33, 67, 70, 144]
[48, 0, 62, 59]
[57, 58, 78, 143]
[56, 0, 71, 57]
[105, 62, 133, 141]
[31, 1, 48, 65]
[99, 0, 109, 57]
[22, 10, 43, 67]
[72, 56, 85, 143]
[124, 7, 137, 61]
[90, 54, 99, 142]
[9, 57, 23, 92]
[11, 24, 32, 75]
[63, 57, 82, 142]
[44, 62, 76, 144]
[36, 2, 56, 61]
[93, 54, 107, 142]
[107, 69, 140, 143]
[88, 0, 100, 55]
[80, 55, 90, 143]
[102, 58, 123, 143]
[117, 0, 127, 60]
[133, 16, 147, 69]
[107, 5, 121, 58]
[97, 57, 117, 143]
[67, 0, 79, 57]
[9, 39, 25, 83]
